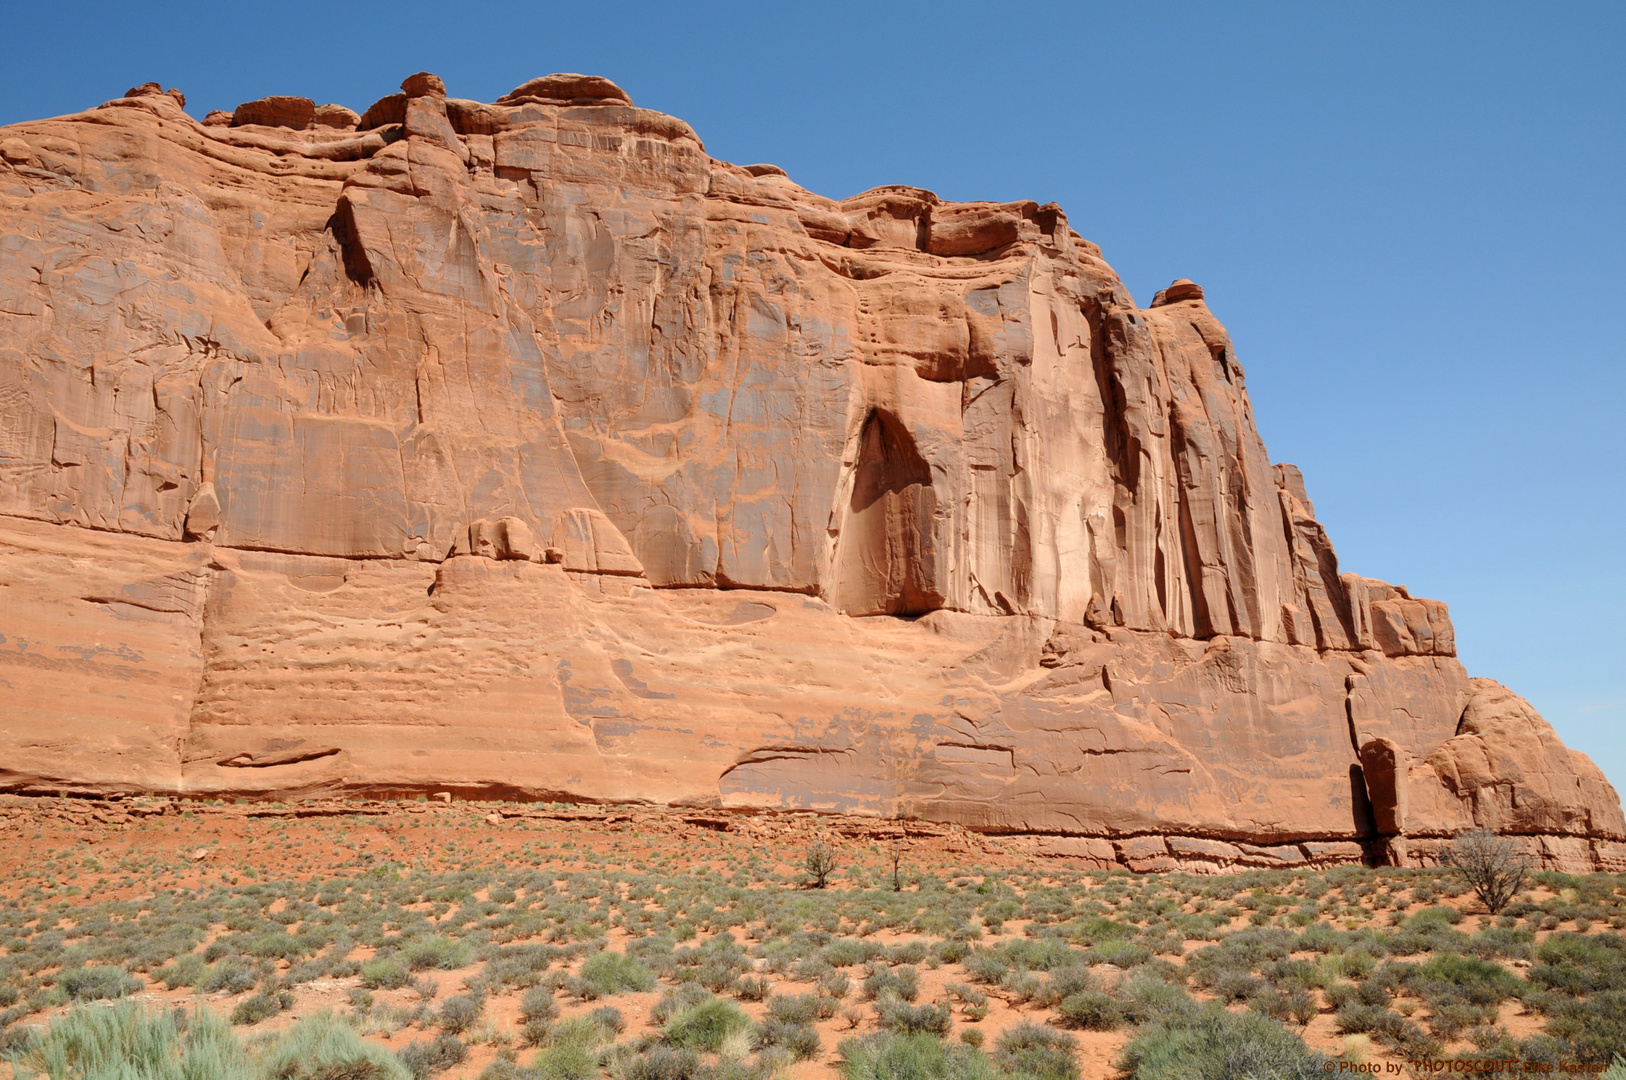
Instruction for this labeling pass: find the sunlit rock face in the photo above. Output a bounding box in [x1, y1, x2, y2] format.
[1, 74, 1619, 872]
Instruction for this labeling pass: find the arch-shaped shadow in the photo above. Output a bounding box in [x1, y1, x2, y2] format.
[833, 410, 943, 617]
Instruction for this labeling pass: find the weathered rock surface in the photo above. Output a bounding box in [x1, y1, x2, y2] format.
[0, 73, 1618, 870]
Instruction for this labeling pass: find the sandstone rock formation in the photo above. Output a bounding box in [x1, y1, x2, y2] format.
[0, 73, 1619, 871]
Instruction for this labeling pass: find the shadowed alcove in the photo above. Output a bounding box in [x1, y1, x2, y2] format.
[832, 409, 943, 616]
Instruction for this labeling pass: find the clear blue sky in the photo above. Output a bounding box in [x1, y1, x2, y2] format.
[6, 2, 1622, 792]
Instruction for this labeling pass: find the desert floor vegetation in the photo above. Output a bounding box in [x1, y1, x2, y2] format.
[1, 797, 1624, 1079]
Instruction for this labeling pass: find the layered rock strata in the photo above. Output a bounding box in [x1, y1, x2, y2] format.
[1, 74, 1619, 871]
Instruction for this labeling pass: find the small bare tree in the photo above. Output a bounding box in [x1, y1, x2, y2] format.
[804, 840, 837, 889]
[887, 828, 909, 891]
[1445, 828, 1528, 914]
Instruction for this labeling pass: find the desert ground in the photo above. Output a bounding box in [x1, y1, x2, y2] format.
[1, 795, 1622, 1079]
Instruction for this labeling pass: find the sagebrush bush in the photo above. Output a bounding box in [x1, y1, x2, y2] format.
[862, 964, 919, 1003]
[362, 957, 412, 990]
[838, 1032, 997, 1080]
[616, 1043, 701, 1080]
[1538, 989, 1626, 1064]
[756, 1019, 821, 1060]
[15, 1002, 256, 1080]
[1117, 1002, 1327, 1080]
[1056, 990, 1122, 1031]
[993, 1022, 1077, 1080]
[520, 986, 559, 1024]
[1530, 933, 1626, 996]
[437, 991, 485, 1034]
[874, 997, 952, 1036]
[56, 966, 140, 1002]
[664, 998, 751, 1052]
[230, 988, 293, 1026]
[262, 1010, 412, 1080]
[404, 935, 473, 972]
[1334, 1002, 1406, 1040]
[397, 1034, 467, 1080]
[961, 952, 1008, 985]
[576, 951, 655, 998]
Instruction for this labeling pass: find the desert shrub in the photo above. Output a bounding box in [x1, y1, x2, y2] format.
[404, 935, 473, 972]
[398, 1034, 468, 1079]
[1060, 915, 1131, 947]
[819, 970, 852, 1000]
[664, 998, 751, 1053]
[12, 1002, 255, 1080]
[1425, 1000, 1491, 1041]
[875, 998, 952, 1036]
[1323, 981, 1358, 1010]
[1529, 932, 1626, 995]
[838, 1032, 997, 1080]
[999, 969, 1043, 1005]
[362, 957, 412, 990]
[1414, 953, 1523, 1004]
[651, 984, 714, 1027]
[993, 1022, 1077, 1080]
[245, 931, 317, 960]
[534, 1043, 598, 1080]
[1116, 974, 1197, 1027]
[1088, 939, 1153, 968]
[1033, 964, 1095, 1008]
[521, 986, 559, 1025]
[1537, 989, 1626, 1064]
[230, 988, 293, 1025]
[1055, 990, 1122, 1031]
[825, 938, 885, 968]
[57, 966, 140, 1002]
[520, 1019, 553, 1050]
[1469, 926, 1534, 960]
[1334, 1003, 1406, 1040]
[735, 976, 771, 1002]
[695, 963, 740, 995]
[533, 1017, 606, 1080]
[152, 954, 206, 990]
[996, 938, 1078, 972]
[1354, 979, 1391, 1007]
[576, 950, 655, 998]
[962, 952, 1008, 985]
[262, 1010, 412, 1080]
[437, 991, 485, 1034]
[589, 1006, 625, 1035]
[863, 964, 919, 1002]
[756, 1019, 822, 1059]
[1407, 906, 1464, 928]
[766, 994, 820, 1026]
[1186, 927, 1297, 986]
[1211, 970, 1262, 1003]
[1295, 924, 1346, 954]
[627, 936, 678, 972]
[1117, 1002, 1328, 1080]
[618, 1043, 702, 1080]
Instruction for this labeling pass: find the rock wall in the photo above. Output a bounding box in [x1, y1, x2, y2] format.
[1, 75, 1619, 871]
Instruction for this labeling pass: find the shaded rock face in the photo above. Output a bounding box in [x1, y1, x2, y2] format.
[0, 74, 1619, 871]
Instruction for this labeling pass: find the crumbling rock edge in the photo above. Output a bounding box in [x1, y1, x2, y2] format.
[3, 793, 1619, 877]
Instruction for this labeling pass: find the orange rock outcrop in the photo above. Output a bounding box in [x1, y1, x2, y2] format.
[0, 73, 1618, 871]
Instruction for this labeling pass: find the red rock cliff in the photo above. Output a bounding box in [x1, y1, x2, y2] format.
[0, 74, 1619, 872]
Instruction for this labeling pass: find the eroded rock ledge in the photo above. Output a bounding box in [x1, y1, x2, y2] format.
[0, 73, 1618, 871]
